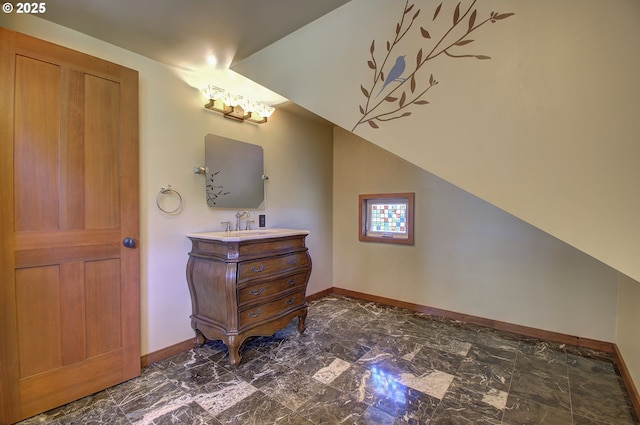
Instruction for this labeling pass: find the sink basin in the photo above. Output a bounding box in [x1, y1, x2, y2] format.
[187, 228, 309, 242]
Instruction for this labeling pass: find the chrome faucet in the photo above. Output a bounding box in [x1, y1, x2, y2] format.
[235, 211, 250, 231]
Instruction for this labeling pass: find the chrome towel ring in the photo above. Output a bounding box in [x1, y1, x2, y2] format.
[156, 184, 183, 214]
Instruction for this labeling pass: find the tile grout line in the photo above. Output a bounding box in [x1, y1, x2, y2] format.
[500, 339, 520, 425]
[566, 350, 575, 425]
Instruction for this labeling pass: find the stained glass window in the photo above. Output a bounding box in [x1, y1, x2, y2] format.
[369, 203, 407, 234]
[359, 193, 414, 245]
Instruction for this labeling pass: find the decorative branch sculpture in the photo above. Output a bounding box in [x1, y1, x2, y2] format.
[352, 0, 514, 131]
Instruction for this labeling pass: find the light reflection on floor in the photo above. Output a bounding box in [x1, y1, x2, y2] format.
[370, 365, 408, 407]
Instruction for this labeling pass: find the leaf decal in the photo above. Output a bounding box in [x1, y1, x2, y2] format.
[370, 40, 375, 54]
[453, 3, 461, 24]
[367, 60, 375, 69]
[420, 27, 431, 39]
[433, 3, 442, 20]
[405, 4, 414, 14]
[359, 105, 364, 114]
[368, 120, 379, 129]
[401, 112, 412, 117]
[469, 10, 477, 30]
[380, 71, 385, 81]
[455, 39, 474, 46]
[361, 85, 370, 98]
[429, 74, 434, 85]
[410, 75, 416, 93]
[387, 41, 391, 51]
[413, 9, 420, 20]
[384, 96, 398, 102]
[399, 92, 407, 107]
[396, 23, 401, 35]
[494, 12, 514, 20]
[416, 48, 423, 66]
[475, 55, 491, 60]
[415, 100, 430, 105]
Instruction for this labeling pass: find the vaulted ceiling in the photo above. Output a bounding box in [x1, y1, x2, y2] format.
[34, 0, 350, 120]
[37, 0, 351, 70]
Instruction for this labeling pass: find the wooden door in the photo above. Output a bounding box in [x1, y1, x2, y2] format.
[0, 29, 140, 424]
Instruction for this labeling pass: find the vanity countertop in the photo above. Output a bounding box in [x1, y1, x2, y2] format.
[187, 228, 310, 242]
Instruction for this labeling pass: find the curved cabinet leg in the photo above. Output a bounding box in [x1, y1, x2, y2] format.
[297, 307, 308, 334]
[226, 336, 242, 367]
[195, 329, 207, 347]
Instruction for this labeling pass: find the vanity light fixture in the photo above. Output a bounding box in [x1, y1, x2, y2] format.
[202, 85, 275, 124]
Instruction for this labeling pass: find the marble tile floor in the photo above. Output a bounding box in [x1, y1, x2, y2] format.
[18, 295, 639, 425]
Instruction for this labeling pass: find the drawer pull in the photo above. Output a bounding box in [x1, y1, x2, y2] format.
[250, 287, 264, 296]
[287, 277, 298, 286]
[287, 258, 299, 265]
[251, 265, 265, 273]
[248, 309, 262, 318]
[286, 297, 296, 305]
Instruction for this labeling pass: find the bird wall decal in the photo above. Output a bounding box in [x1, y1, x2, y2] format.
[353, 1, 514, 131]
[377, 55, 406, 97]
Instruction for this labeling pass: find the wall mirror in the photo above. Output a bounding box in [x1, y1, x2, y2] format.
[204, 134, 266, 209]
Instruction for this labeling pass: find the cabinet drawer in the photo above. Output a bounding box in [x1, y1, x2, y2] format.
[239, 291, 305, 329]
[237, 251, 309, 283]
[238, 270, 309, 307]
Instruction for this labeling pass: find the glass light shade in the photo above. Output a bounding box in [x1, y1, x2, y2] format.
[223, 92, 243, 107]
[202, 85, 225, 100]
[256, 104, 275, 118]
[240, 99, 259, 112]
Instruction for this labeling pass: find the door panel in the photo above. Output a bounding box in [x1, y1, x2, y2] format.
[85, 259, 122, 356]
[84, 75, 121, 229]
[15, 266, 62, 378]
[14, 55, 61, 231]
[60, 262, 86, 365]
[62, 69, 86, 230]
[0, 29, 140, 424]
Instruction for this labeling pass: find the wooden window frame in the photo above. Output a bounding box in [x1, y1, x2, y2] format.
[359, 192, 414, 245]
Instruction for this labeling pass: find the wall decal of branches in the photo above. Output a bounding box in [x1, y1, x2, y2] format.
[206, 170, 231, 206]
[352, 0, 514, 131]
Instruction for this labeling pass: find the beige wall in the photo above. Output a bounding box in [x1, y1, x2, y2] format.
[617, 275, 640, 390]
[333, 127, 618, 342]
[3, 6, 639, 391]
[1, 15, 334, 355]
[236, 0, 640, 283]
[235, 0, 640, 393]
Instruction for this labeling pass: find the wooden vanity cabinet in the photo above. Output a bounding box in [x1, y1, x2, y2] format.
[186, 232, 311, 366]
